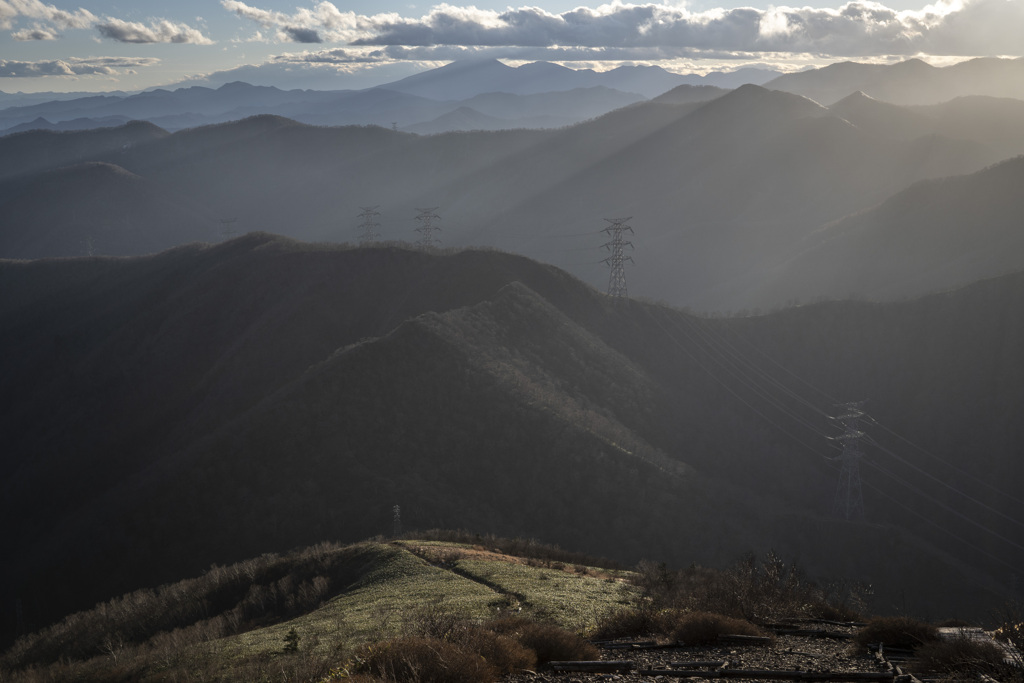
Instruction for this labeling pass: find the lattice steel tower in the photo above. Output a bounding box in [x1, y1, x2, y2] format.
[357, 206, 381, 245]
[414, 207, 441, 249]
[601, 217, 634, 297]
[832, 401, 867, 520]
[219, 217, 238, 241]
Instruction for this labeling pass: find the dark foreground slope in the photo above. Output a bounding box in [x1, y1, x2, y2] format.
[1, 237, 1021, 643]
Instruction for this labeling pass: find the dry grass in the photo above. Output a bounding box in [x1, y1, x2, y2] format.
[593, 606, 765, 645]
[671, 611, 767, 646]
[912, 635, 1011, 679]
[485, 616, 600, 664]
[853, 617, 940, 650]
[355, 636, 498, 683]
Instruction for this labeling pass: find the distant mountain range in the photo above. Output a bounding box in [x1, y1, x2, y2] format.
[766, 57, 1024, 106]
[0, 59, 773, 135]
[3, 77, 1024, 310]
[4, 57, 1024, 137]
[3, 238, 1022, 645]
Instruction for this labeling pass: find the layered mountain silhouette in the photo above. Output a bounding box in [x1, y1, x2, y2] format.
[758, 155, 1024, 303]
[767, 57, 1024, 105]
[2, 237, 1022, 646]
[5, 78, 1023, 309]
[2, 59, 745, 135]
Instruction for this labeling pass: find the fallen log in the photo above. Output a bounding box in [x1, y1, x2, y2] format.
[776, 629, 855, 640]
[718, 634, 775, 646]
[548, 660, 633, 673]
[637, 669, 894, 681]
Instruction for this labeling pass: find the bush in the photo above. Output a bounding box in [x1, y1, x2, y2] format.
[486, 616, 599, 664]
[912, 635, 1008, 677]
[671, 611, 766, 646]
[356, 635, 497, 683]
[631, 552, 866, 623]
[593, 607, 765, 645]
[459, 627, 536, 675]
[854, 617, 939, 650]
[593, 605, 671, 640]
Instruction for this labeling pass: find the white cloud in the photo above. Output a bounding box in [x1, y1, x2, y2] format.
[221, 0, 1024, 57]
[0, 56, 160, 78]
[0, 0, 95, 29]
[12, 23, 57, 39]
[95, 18, 214, 44]
[0, 0, 212, 45]
[221, 0, 364, 42]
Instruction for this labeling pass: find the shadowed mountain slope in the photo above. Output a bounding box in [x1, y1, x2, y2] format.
[756, 155, 1024, 305]
[2, 238, 1021, 644]
[0, 162, 215, 258]
[0, 121, 167, 181]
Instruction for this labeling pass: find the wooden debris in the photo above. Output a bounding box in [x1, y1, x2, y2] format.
[718, 634, 775, 646]
[548, 660, 633, 673]
[776, 629, 855, 640]
[637, 669, 895, 681]
[670, 660, 731, 669]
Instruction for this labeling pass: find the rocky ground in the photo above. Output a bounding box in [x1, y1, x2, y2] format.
[505, 624, 886, 683]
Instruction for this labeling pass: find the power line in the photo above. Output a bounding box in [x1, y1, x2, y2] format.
[640, 302, 1022, 563]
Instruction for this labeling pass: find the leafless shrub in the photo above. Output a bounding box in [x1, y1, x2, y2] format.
[632, 552, 866, 623]
[853, 616, 939, 650]
[486, 616, 599, 664]
[912, 634, 1008, 678]
[355, 635, 497, 683]
[670, 611, 767, 646]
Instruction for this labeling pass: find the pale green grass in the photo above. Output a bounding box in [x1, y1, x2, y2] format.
[454, 558, 639, 634]
[210, 543, 501, 663]
[186, 541, 639, 676]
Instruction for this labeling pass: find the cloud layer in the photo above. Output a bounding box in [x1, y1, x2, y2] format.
[223, 0, 1024, 58]
[1, 0, 212, 45]
[0, 56, 159, 77]
[96, 19, 214, 44]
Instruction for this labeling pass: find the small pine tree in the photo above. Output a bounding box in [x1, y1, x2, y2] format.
[283, 627, 300, 653]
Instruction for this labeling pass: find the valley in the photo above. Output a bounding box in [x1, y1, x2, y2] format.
[2, 56, 1023, 681]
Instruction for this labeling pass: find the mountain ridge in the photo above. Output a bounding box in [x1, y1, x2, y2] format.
[2, 238, 1021, 643]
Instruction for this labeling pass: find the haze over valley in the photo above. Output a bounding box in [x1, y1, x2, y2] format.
[3, 1, 1024, 674]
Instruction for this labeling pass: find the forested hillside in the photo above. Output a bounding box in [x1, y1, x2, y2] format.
[2, 237, 1021, 644]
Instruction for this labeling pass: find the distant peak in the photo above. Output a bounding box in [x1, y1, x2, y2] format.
[835, 90, 874, 104]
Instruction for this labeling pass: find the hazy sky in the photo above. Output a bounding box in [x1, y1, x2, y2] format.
[2, 0, 1022, 92]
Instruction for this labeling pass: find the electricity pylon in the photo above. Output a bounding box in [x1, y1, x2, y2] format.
[601, 217, 634, 297]
[219, 218, 238, 241]
[832, 401, 867, 520]
[357, 206, 381, 245]
[414, 207, 441, 249]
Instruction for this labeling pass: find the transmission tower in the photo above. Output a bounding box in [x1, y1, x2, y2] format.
[601, 217, 634, 297]
[831, 401, 867, 520]
[414, 207, 442, 249]
[392, 504, 402, 538]
[219, 218, 238, 241]
[357, 205, 381, 245]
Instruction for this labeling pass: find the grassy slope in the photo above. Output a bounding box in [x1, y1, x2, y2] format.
[1, 538, 639, 679]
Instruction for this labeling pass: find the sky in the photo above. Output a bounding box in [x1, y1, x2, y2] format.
[1, 0, 1023, 93]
